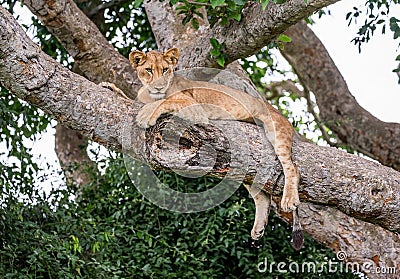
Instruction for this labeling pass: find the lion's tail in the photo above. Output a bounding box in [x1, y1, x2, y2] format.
[292, 207, 304, 251]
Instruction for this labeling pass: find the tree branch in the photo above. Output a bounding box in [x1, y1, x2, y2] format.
[21, 0, 141, 97]
[55, 123, 96, 188]
[87, 0, 129, 17]
[1, 6, 400, 234]
[145, 0, 340, 68]
[281, 21, 400, 171]
[275, 202, 400, 276]
[263, 79, 305, 99]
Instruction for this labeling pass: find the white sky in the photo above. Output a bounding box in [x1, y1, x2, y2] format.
[311, 0, 400, 123]
[5, 1, 400, 190]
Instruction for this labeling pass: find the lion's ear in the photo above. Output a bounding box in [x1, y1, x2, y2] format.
[164, 48, 179, 66]
[129, 51, 146, 68]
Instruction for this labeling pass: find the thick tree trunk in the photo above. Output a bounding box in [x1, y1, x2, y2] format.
[55, 123, 94, 188]
[281, 21, 400, 171]
[52, 5, 111, 190]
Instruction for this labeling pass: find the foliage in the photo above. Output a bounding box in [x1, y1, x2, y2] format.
[209, 38, 227, 67]
[0, 86, 51, 198]
[167, 0, 297, 30]
[87, 2, 156, 56]
[0, 157, 359, 278]
[346, 0, 400, 53]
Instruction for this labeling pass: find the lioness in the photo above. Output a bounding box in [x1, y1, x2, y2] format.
[116, 48, 303, 249]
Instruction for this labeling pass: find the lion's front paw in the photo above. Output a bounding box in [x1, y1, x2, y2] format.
[280, 191, 300, 212]
[135, 101, 164, 129]
[136, 109, 152, 129]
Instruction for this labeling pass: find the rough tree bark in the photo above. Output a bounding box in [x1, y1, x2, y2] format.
[55, 123, 94, 187]
[281, 21, 400, 172]
[52, 4, 114, 190]
[277, 203, 400, 276]
[1, 3, 399, 277]
[21, 0, 141, 97]
[144, 0, 340, 68]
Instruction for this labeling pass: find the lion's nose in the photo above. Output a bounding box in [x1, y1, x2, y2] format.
[154, 86, 163, 91]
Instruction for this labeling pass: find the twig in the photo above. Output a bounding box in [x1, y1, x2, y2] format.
[88, 0, 129, 17]
[264, 79, 304, 100]
[303, 85, 339, 147]
[183, 0, 228, 7]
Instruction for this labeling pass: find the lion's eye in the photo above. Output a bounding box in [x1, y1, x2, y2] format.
[146, 68, 153, 74]
[162, 68, 169, 74]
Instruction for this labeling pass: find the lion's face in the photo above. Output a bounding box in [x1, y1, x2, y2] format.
[129, 48, 179, 101]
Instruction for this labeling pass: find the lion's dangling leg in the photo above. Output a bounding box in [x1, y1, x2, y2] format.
[269, 117, 304, 249]
[257, 107, 303, 249]
[275, 136, 300, 212]
[244, 184, 271, 240]
[258, 108, 300, 212]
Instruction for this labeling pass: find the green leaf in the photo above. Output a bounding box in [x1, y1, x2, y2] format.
[210, 49, 220, 57]
[233, 0, 245, 5]
[230, 11, 241, 21]
[220, 17, 228, 25]
[278, 34, 291, 43]
[217, 56, 225, 67]
[211, 0, 225, 9]
[182, 15, 191, 26]
[210, 38, 220, 49]
[133, 0, 143, 8]
[194, 11, 204, 19]
[191, 18, 199, 30]
[261, 0, 269, 10]
[175, 5, 189, 11]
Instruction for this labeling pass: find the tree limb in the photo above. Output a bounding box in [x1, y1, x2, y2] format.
[263, 79, 305, 99]
[281, 21, 400, 171]
[55, 123, 95, 188]
[1, 6, 400, 232]
[145, 0, 340, 67]
[275, 202, 400, 277]
[21, 0, 141, 97]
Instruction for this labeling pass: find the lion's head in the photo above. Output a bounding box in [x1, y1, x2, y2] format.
[129, 48, 179, 101]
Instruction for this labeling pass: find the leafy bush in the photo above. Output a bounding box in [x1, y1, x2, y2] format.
[0, 155, 358, 278]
